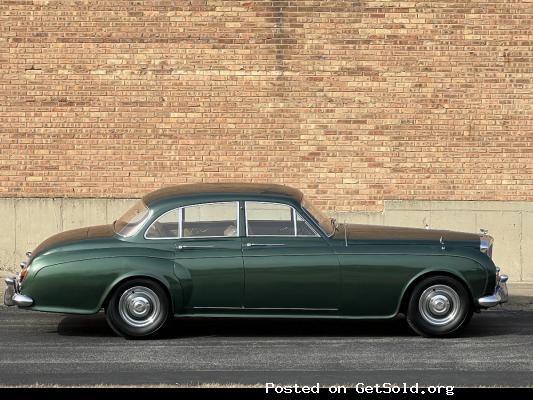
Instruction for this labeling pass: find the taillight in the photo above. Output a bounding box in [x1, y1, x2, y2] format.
[19, 260, 28, 283]
[19, 268, 27, 283]
[18, 251, 32, 284]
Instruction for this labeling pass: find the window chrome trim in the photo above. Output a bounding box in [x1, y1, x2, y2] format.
[295, 209, 322, 237]
[300, 206, 333, 238]
[144, 201, 240, 240]
[114, 200, 153, 238]
[143, 208, 180, 240]
[244, 201, 320, 238]
[179, 207, 183, 240]
[117, 208, 153, 238]
[292, 208, 298, 236]
[181, 201, 240, 239]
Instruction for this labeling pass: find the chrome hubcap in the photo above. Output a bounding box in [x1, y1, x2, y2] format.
[418, 285, 460, 326]
[130, 297, 150, 317]
[429, 294, 450, 314]
[118, 286, 161, 328]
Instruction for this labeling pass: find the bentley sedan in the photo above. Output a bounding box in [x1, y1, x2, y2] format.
[5, 183, 508, 338]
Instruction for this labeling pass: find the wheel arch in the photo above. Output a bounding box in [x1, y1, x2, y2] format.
[99, 273, 179, 314]
[398, 270, 474, 315]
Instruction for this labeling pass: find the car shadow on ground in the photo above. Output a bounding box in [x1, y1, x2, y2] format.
[55, 310, 530, 339]
[56, 313, 416, 338]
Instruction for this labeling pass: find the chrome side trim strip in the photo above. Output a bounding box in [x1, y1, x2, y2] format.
[191, 306, 338, 311]
[246, 307, 338, 311]
[177, 244, 216, 250]
[246, 243, 285, 248]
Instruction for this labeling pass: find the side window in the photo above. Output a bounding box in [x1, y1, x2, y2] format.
[182, 202, 238, 238]
[245, 202, 319, 237]
[296, 213, 317, 236]
[145, 209, 180, 239]
[246, 202, 295, 236]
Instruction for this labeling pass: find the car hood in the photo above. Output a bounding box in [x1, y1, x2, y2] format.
[30, 224, 116, 260]
[333, 223, 480, 244]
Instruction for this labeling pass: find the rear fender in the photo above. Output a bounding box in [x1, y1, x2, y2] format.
[24, 256, 182, 314]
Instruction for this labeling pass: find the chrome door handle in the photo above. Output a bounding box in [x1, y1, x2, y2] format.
[245, 243, 285, 248]
[176, 245, 215, 250]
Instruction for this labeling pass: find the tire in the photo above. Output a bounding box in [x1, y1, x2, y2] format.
[406, 275, 473, 338]
[105, 278, 170, 339]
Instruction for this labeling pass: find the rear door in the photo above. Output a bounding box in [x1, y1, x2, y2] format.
[145, 201, 244, 309]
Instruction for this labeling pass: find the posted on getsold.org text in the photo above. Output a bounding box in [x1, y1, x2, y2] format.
[265, 382, 455, 396]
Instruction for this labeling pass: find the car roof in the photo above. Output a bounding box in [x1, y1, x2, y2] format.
[142, 183, 304, 205]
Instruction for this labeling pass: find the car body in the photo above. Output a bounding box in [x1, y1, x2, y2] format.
[4, 183, 508, 338]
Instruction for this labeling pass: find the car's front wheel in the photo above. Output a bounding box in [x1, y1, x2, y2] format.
[105, 279, 169, 339]
[406, 275, 473, 337]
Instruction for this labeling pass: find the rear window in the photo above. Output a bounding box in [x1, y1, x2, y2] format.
[114, 201, 150, 237]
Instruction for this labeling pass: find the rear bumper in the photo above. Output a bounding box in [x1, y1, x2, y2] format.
[478, 274, 508, 308]
[4, 277, 33, 307]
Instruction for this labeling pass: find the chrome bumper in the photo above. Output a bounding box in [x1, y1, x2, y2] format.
[478, 274, 508, 308]
[4, 277, 33, 307]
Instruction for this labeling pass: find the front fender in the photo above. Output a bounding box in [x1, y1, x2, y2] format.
[21, 256, 182, 315]
[339, 252, 488, 317]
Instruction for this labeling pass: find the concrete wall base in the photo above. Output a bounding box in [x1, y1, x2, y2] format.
[1, 199, 531, 281]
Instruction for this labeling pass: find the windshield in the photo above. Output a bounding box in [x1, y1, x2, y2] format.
[114, 200, 150, 237]
[301, 196, 336, 236]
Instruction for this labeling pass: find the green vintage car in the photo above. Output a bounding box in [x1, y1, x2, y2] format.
[4, 183, 508, 338]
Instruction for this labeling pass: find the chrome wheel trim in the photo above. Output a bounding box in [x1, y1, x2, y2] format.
[118, 286, 161, 328]
[418, 284, 461, 326]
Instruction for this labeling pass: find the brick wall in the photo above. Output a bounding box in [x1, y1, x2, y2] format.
[1, 0, 531, 211]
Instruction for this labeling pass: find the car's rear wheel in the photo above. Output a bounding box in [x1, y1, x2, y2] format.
[406, 275, 473, 337]
[105, 279, 169, 339]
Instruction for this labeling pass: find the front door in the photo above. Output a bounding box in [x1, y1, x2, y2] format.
[242, 201, 340, 312]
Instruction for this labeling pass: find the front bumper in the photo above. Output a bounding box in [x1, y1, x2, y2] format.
[4, 277, 33, 307]
[478, 274, 508, 308]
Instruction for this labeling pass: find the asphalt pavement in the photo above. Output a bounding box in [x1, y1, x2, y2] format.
[0, 305, 532, 387]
